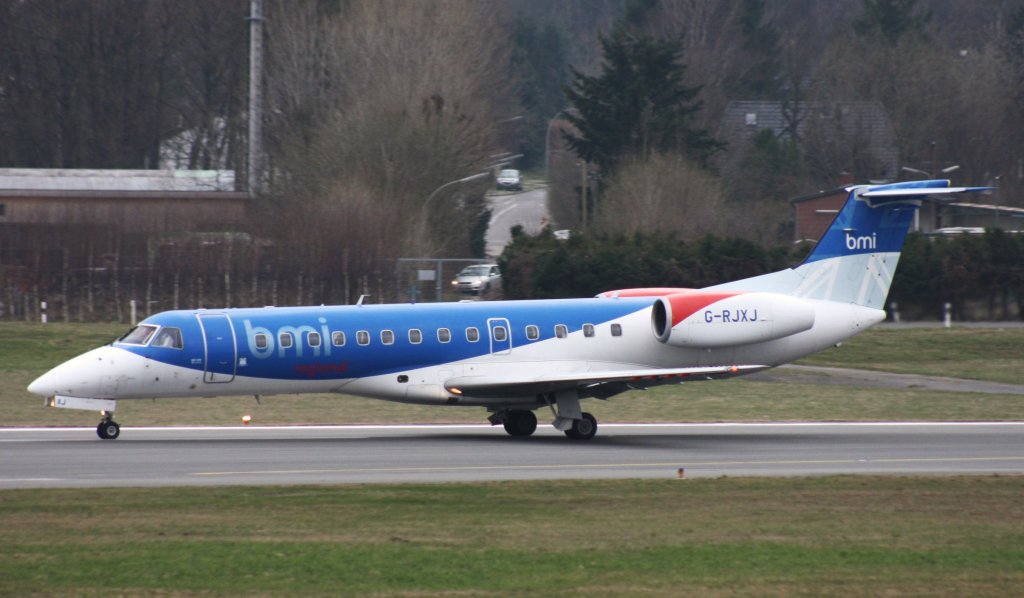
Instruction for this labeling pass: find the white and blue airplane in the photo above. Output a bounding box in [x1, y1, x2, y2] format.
[28, 179, 988, 440]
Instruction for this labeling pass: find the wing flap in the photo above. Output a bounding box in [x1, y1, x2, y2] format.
[444, 365, 769, 399]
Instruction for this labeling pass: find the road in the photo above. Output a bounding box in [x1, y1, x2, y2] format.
[2, 422, 1022, 489]
[485, 187, 548, 258]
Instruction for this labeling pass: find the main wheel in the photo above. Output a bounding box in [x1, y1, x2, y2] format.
[97, 420, 120, 440]
[503, 409, 537, 437]
[564, 412, 597, 440]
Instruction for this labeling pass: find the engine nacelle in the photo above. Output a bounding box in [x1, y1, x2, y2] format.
[652, 291, 815, 348]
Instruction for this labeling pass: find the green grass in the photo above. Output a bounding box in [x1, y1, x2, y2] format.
[2, 477, 1023, 595]
[3, 323, 1023, 427]
[800, 326, 1024, 384]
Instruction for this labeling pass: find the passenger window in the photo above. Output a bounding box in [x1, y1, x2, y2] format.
[308, 332, 321, 347]
[279, 332, 294, 348]
[152, 327, 183, 349]
[254, 333, 268, 349]
[466, 327, 480, 342]
[493, 326, 507, 342]
[437, 328, 451, 343]
[555, 324, 568, 339]
[583, 323, 595, 338]
[611, 323, 623, 337]
[356, 330, 370, 346]
[525, 325, 539, 340]
[381, 330, 395, 345]
[332, 331, 346, 347]
[409, 329, 422, 344]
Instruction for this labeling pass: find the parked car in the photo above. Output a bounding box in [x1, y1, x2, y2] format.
[451, 264, 502, 295]
[495, 169, 523, 191]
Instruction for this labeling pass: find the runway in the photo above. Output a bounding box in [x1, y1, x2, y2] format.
[2, 422, 1022, 489]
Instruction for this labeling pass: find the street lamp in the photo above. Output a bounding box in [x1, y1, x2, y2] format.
[418, 171, 492, 255]
[423, 172, 491, 212]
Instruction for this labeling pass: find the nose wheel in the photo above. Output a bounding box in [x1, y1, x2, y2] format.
[97, 416, 120, 440]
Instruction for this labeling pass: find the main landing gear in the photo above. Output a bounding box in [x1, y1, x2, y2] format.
[564, 412, 598, 440]
[502, 409, 538, 437]
[96, 413, 120, 440]
[491, 408, 598, 440]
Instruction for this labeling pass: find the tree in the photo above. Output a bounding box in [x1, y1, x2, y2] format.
[1005, 5, 1024, 104]
[510, 18, 568, 168]
[0, 0, 179, 168]
[263, 0, 512, 268]
[592, 151, 727, 239]
[726, 129, 806, 244]
[497, 227, 791, 300]
[562, 29, 720, 176]
[853, 0, 931, 45]
[731, 0, 783, 99]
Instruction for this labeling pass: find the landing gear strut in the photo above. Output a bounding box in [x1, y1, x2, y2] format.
[541, 391, 599, 440]
[96, 413, 120, 440]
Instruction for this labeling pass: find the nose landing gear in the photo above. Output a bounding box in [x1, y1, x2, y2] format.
[97, 413, 120, 440]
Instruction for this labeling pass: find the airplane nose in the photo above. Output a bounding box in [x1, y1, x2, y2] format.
[26, 346, 119, 398]
[27, 372, 52, 396]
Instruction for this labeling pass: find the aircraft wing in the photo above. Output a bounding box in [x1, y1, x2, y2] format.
[444, 364, 769, 399]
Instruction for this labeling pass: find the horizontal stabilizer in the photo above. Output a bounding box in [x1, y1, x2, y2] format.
[860, 186, 993, 199]
[445, 365, 768, 399]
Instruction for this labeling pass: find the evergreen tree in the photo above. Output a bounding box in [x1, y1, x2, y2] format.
[510, 18, 567, 168]
[1003, 6, 1024, 104]
[853, 0, 931, 45]
[562, 29, 720, 176]
[734, 0, 782, 99]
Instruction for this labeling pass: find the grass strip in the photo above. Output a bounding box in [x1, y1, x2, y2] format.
[2, 476, 1022, 595]
[799, 326, 1024, 384]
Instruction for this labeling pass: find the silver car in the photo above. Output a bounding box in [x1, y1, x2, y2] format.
[451, 264, 501, 295]
[495, 169, 523, 191]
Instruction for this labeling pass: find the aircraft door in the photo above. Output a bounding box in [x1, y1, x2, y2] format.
[197, 313, 237, 383]
[487, 318, 512, 355]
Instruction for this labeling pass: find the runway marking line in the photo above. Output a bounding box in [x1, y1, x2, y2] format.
[5, 421, 1024, 435]
[192, 455, 1024, 477]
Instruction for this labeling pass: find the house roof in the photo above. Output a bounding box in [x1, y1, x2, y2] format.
[788, 186, 848, 204]
[0, 168, 236, 192]
[719, 100, 899, 178]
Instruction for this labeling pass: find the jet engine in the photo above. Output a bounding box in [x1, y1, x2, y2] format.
[652, 291, 815, 348]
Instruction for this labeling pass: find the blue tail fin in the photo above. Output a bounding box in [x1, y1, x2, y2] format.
[708, 179, 991, 308]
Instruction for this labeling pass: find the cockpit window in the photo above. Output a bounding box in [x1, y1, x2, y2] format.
[151, 327, 184, 349]
[119, 325, 158, 346]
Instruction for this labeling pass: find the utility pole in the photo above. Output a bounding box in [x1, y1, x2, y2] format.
[247, 0, 264, 194]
